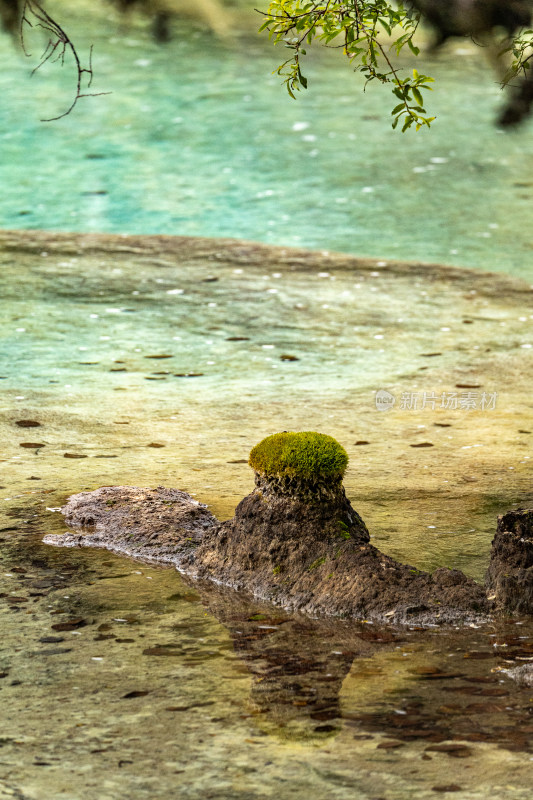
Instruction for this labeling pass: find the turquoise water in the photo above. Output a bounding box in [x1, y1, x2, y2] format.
[0, 3, 533, 278]
[1, 5, 533, 799]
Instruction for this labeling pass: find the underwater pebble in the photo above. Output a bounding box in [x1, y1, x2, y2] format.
[51, 618, 86, 631]
[15, 420, 41, 427]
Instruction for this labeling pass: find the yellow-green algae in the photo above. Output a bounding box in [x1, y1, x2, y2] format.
[249, 431, 348, 481]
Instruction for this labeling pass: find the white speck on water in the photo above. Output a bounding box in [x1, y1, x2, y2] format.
[440, 327, 451, 331]
[430, 157, 448, 164]
[90, 314, 99, 319]
[100, 336, 110, 341]
[267, 288, 278, 294]
[302, 134, 316, 142]
[521, 344, 532, 348]
[309, 149, 319, 157]
[428, 525, 436, 529]
[377, 261, 387, 267]
[318, 272, 330, 278]
[461, 444, 483, 450]
[105, 308, 122, 313]
[272, 273, 282, 278]
[233, 269, 243, 274]
[374, 334, 384, 339]
[16, 328, 26, 332]
[262, 345, 275, 349]
[370, 271, 380, 277]
[208, 302, 217, 307]
[292, 121, 309, 131]
[15, 396, 25, 400]
[134, 59, 151, 67]
[166, 289, 184, 295]
[91, 657, 104, 661]
[361, 186, 374, 193]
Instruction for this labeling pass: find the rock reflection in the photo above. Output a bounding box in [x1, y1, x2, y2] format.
[192, 580, 403, 739]
[193, 579, 533, 752]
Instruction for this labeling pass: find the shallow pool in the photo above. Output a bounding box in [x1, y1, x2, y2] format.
[1, 231, 533, 799]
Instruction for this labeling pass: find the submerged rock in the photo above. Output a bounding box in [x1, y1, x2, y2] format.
[46, 485, 218, 565]
[486, 508, 533, 614]
[502, 663, 533, 687]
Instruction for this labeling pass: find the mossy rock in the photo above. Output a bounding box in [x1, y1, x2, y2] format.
[249, 432, 348, 482]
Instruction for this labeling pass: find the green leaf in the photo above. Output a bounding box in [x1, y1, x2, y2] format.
[412, 87, 423, 106]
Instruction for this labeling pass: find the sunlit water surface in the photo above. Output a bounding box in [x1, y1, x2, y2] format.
[1, 3, 533, 799]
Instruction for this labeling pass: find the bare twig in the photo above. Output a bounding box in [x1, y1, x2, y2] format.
[21, 0, 110, 121]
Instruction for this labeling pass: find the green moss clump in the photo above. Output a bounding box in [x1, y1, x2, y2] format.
[249, 431, 348, 481]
